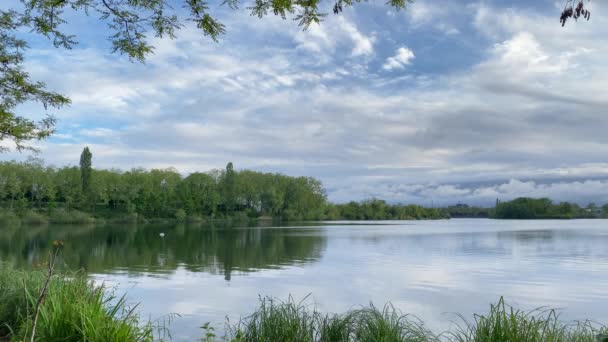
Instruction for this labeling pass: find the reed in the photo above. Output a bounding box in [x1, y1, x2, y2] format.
[448, 297, 608, 342]
[229, 296, 607, 342]
[0, 263, 153, 342]
[229, 296, 438, 342]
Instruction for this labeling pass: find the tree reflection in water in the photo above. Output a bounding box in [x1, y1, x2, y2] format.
[0, 222, 326, 280]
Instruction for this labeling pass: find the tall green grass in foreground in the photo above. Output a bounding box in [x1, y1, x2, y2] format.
[0, 263, 153, 342]
[228, 296, 437, 342]
[229, 296, 608, 342]
[449, 297, 608, 342]
[1, 262, 607, 341]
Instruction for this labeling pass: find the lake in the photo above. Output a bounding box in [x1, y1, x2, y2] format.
[2, 219, 608, 340]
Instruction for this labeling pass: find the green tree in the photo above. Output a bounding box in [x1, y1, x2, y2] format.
[492, 197, 591, 219]
[178, 172, 218, 216]
[3, 165, 22, 209]
[0, 157, 453, 222]
[79, 147, 92, 194]
[602, 204, 608, 218]
[220, 162, 237, 213]
[0, 9, 68, 152]
[55, 166, 81, 211]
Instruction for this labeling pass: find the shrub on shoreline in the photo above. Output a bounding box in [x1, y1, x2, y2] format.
[0, 209, 20, 226]
[49, 209, 96, 224]
[20, 210, 49, 225]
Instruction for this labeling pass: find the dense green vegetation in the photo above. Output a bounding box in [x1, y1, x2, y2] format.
[325, 199, 448, 220]
[4, 150, 608, 223]
[444, 204, 491, 218]
[0, 263, 153, 341]
[0, 155, 327, 222]
[3, 263, 606, 342]
[0, 150, 445, 222]
[492, 197, 608, 219]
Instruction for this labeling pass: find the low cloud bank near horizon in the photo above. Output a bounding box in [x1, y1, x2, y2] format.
[328, 178, 608, 206]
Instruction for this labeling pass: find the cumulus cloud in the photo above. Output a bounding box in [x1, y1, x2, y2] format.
[293, 16, 375, 60]
[337, 17, 376, 57]
[382, 47, 415, 70]
[406, 1, 461, 35]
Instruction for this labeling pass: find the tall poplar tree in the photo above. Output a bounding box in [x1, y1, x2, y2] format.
[79, 147, 92, 194]
[222, 162, 236, 213]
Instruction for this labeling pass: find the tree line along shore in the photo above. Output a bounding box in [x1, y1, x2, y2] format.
[0, 148, 606, 224]
[0, 148, 446, 223]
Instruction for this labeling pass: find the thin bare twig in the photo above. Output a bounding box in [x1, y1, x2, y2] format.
[28, 240, 63, 342]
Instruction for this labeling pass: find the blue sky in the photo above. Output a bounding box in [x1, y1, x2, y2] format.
[6, 0, 608, 205]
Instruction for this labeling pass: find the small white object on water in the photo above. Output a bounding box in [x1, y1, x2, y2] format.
[159, 233, 165, 237]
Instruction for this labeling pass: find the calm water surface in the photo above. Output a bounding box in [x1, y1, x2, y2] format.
[2, 219, 608, 340]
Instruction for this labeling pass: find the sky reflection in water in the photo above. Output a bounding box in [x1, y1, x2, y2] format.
[3, 219, 608, 340]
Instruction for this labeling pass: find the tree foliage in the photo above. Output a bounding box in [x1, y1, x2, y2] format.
[0, 151, 455, 222]
[444, 203, 490, 218]
[560, 0, 591, 27]
[0, 158, 328, 220]
[79, 146, 92, 193]
[492, 197, 602, 219]
[1, 8, 69, 152]
[325, 198, 447, 220]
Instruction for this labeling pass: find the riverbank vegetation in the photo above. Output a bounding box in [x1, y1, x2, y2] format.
[492, 197, 608, 219]
[2, 150, 608, 223]
[0, 156, 327, 222]
[0, 151, 444, 223]
[324, 199, 447, 220]
[444, 204, 491, 218]
[1, 263, 606, 341]
[229, 296, 608, 342]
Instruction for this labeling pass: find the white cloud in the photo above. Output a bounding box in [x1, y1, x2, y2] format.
[382, 47, 415, 70]
[337, 17, 375, 57]
[408, 2, 434, 26]
[80, 128, 116, 138]
[294, 23, 334, 54]
[294, 16, 375, 59]
[406, 1, 461, 35]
